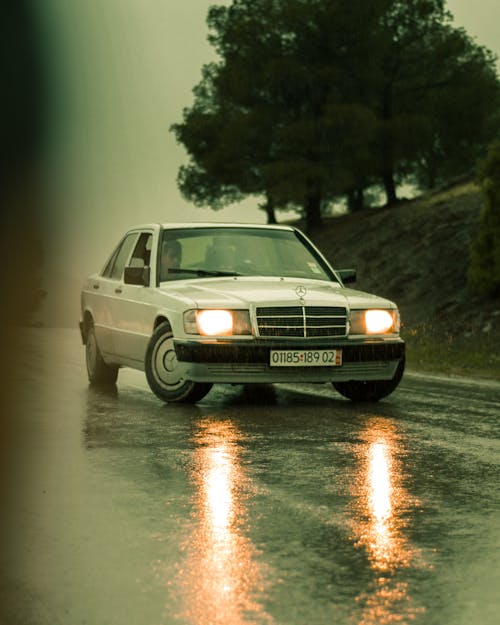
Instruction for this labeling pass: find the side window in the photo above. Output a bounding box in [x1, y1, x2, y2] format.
[101, 245, 120, 278]
[129, 232, 153, 268]
[107, 233, 137, 281]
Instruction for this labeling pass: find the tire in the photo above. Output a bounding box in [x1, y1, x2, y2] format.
[86, 325, 119, 385]
[145, 322, 212, 403]
[332, 358, 405, 402]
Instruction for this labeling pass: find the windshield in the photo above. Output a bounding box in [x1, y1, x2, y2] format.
[159, 227, 337, 283]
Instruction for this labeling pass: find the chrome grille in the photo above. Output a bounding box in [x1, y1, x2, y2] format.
[256, 306, 347, 338]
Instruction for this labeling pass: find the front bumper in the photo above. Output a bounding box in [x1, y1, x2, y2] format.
[174, 338, 405, 384]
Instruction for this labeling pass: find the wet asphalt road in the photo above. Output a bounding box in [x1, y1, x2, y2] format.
[1, 328, 499, 625]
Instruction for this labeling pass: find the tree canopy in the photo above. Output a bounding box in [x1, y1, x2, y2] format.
[171, 0, 500, 231]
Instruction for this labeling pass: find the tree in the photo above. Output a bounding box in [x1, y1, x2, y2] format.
[468, 142, 500, 297]
[364, 0, 448, 203]
[414, 30, 500, 189]
[172, 2, 286, 223]
[171, 0, 500, 228]
[366, 0, 499, 203]
[172, 0, 384, 231]
[173, 62, 280, 219]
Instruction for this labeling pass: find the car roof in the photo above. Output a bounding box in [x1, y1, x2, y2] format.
[126, 222, 296, 232]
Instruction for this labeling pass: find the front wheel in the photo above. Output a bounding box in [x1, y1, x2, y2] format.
[145, 322, 212, 403]
[332, 358, 405, 402]
[86, 325, 118, 385]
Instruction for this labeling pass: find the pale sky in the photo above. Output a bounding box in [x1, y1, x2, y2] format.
[38, 0, 500, 281]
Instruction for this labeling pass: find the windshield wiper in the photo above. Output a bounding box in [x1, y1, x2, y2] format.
[168, 267, 241, 277]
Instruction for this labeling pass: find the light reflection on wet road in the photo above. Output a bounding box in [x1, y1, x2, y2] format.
[348, 420, 424, 624]
[175, 420, 272, 625]
[2, 329, 499, 625]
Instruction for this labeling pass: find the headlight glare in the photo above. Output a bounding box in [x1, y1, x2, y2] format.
[183, 309, 252, 336]
[349, 309, 399, 335]
[365, 309, 395, 334]
[197, 310, 233, 335]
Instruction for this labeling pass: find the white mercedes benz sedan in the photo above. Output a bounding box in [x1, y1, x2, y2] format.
[80, 223, 405, 403]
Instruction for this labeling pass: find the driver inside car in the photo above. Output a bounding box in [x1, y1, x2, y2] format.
[161, 239, 182, 279]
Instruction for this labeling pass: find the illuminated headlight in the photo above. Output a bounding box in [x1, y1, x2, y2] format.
[183, 309, 252, 336]
[349, 309, 400, 335]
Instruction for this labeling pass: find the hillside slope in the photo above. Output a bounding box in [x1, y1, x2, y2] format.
[308, 181, 500, 376]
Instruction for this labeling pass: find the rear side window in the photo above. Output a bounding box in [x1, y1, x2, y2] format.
[102, 233, 137, 280]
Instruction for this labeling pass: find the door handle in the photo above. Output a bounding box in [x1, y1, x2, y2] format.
[115, 287, 122, 294]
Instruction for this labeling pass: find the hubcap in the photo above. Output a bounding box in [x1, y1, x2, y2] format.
[152, 334, 184, 390]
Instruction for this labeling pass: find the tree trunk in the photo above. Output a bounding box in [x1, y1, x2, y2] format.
[259, 196, 277, 224]
[424, 155, 437, 190]
[305, 191, 323, 233]
[382, 170, 398, 205]
[381, 85, 398, 206]
[347, 188, 365, 212]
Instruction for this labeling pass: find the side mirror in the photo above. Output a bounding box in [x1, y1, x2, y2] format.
[124, 265, 151, 286]
[337, 268, 357, 284]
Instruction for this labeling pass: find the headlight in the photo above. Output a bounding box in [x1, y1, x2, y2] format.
[197, 310, 233, 335]
[183, 309, 252, 336]
[349, 309, 400, 335]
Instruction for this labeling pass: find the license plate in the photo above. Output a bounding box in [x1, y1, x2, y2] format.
[270, 349, 342, 367]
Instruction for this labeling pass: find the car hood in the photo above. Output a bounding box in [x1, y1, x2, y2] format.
[158, 276, 396, 310]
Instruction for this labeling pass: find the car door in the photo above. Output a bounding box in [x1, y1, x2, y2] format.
[111, 231, 155, 365]
[88, 232, 137, 358]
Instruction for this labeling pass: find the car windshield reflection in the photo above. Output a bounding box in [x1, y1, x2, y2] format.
[160, 227, 336, 283]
